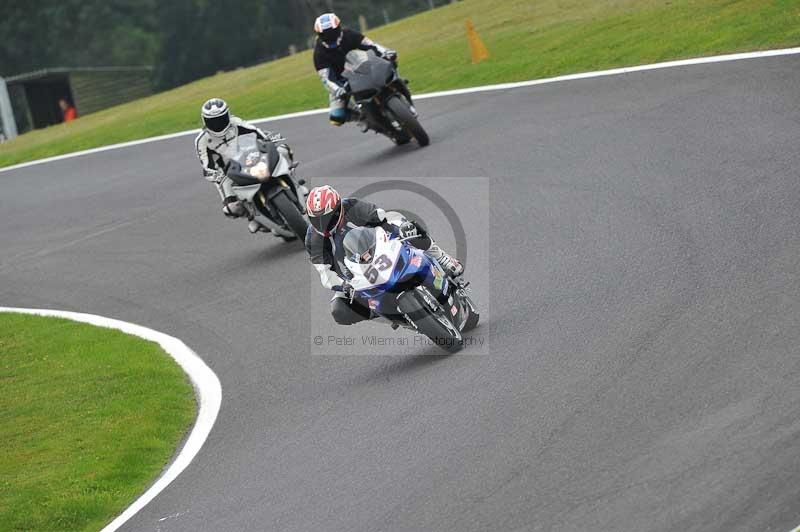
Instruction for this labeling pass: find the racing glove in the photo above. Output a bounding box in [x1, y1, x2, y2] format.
[399, 220, 422, 240]
[382, 49, 398, 62]
[332, 83, 349, 100]
[338, 281, 355, 300]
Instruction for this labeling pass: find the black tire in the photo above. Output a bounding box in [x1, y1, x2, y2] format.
[386, 96, 429, 147]
[270, 191, 309, 241]
[398, 290, 462, 353]
[463, 308, 480, 332]
[393, 133, 411, 145]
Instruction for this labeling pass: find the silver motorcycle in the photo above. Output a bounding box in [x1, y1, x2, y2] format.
[225, 133, 310, 241]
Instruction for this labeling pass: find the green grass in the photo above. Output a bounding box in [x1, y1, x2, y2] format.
[0, 313, 195, 532]
[1, 0, 798, 168]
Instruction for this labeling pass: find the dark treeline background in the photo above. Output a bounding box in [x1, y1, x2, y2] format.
[0, 0, 446, 90]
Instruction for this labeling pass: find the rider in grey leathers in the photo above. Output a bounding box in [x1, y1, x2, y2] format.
[195, 97, 300, 234]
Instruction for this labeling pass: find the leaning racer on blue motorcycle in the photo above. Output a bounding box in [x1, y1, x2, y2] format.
[304, 185, 463, 326]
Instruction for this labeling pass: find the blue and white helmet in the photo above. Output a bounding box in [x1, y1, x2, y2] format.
[201, 98, 230, 137]
[314, 13, 343, 49]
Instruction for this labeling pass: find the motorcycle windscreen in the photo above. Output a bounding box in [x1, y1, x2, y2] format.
[343, 50, 393, 98]
[227, 133, 272, 184]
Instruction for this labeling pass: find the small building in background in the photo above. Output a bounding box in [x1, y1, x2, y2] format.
[3, 66, 153, 136]
[0, 77, 16, 142]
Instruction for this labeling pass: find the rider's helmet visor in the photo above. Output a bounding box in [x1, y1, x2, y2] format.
[204, 113, 230, 133]
[320, 27, 342, 46]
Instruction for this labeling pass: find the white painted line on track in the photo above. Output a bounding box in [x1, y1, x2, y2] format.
[0, 307, 222, 532]
[413, 47, 800, 99]
[1, 46, 799, 176]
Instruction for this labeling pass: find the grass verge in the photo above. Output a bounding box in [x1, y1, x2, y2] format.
[1, 0, 798, 168]
[0, 313, 195, 532]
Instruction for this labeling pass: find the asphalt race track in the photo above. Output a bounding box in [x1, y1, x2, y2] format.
[2, 55, 799, 532]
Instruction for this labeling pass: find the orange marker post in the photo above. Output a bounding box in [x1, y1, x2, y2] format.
[465, 19, 490, 64]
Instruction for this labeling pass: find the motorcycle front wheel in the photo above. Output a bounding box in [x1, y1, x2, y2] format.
[386, 96, 429, 147]
[397, 290, 462, 353]
[270, 191, 309, 241]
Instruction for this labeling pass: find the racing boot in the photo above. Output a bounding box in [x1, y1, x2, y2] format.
[248, 220, 270, 234]
[426, 242, 463, 278]
[347, 101, 370, 133]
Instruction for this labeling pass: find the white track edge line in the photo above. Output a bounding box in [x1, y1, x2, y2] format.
[413, 46, 800, 98]
[0, 307, 222, 532]
[2, 46, 799, 175]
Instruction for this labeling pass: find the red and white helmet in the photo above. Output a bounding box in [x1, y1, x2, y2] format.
[314, 13, 343, 49]
[306, 185, 344, 236]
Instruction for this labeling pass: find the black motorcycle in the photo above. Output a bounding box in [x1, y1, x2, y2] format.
[342, 50, 429, 147]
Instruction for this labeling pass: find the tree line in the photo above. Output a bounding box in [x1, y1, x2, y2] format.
[0, 0, 445, 90]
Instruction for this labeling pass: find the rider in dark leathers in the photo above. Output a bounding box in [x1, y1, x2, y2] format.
[304, 185, 462, 325]
[312, 12, 398, 126]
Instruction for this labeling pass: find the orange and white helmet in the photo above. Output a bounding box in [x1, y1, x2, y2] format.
[314, 13, 343, 49]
